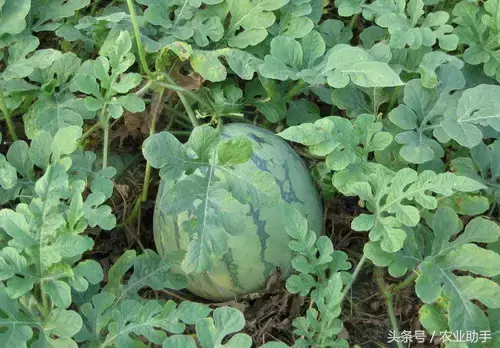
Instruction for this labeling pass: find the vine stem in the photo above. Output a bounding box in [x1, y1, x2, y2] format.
[98, 80, 113, 169]
[39, 281, 50, 317]
[391, 272, 418, 293]
[157, 81, 211, 109]
[169, 130, 192, 136]
[387, 86, 402, 113]
[90, 0, 103, 15]
[285, 80, 307, 101]
[82, 122, 100, 140]
[119, 87, 166, 228]
[157, 78, 200, 127]
[102, 118, 110, 168]
[0, 88, 18, 141]
[349, 14, 359, 30]
[488, 203, 497, 216]
[340, 254, 367, 303]
[177, 90, 199, 127]
[375, 267, 404, 348]
[126, 0, 154, 79]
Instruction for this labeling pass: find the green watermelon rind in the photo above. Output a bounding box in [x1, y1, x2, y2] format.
[153, 123, 323, 301]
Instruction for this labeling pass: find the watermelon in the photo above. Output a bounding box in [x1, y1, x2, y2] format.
[153, 123, 323, 301]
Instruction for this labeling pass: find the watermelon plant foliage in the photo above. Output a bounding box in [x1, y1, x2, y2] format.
[1, 0, 500, 347]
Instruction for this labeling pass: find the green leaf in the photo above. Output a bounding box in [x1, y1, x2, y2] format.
[0, 283, 34, 347]
[188, 125, 220, 162]
[290, 271, 348, 347]
[296, 44, 403, 88]
[375, 0, 458, 51]
[190, 48, 262, 82]
[6, 141, 33, 179]
[418, 304, 449, 333]
[24, 94, 87, 137]
[114, 94, 146, 113]
[104, 300, 185, 347]
[51, 126, 82, 161]
[453, 0, 500, 82]
[284, 204, 350, 313]
[276, 0, 314, 38]
[223, 0, 290, 48]
[29, 131, 53, 169]
[279, 115, 392, 191]
[389, 66, 465, 164]
[71, 260, 104, 292]
[441, 84, 500, 148]
[331, 84, 386, 117]
[142, 131, 198, 181]
[104, 249, 187, 301]
[196, 307, 252, 348]
[2, 35, 62, 81]
[45, 280, 72, 308]
[176, 301, 213, 325]
[336, 0, 363, 17]
[0, 155, 18, 190]
[112, 73, 142, 94]
[283, 203, 309, 240]
[99, 30, 133, 71]
[30, 0, 90, 32]
[35, 162, 69, 198]
[287, 273, 316, 295]
[83, 193, 117, 230]
[45, 309, 82, 338]
[326, 45, 403, 88]
[217, 137, 253, 165]
[318, 19, 353, 48]
[418, 51, 464, 89]
[137, 0, 224, 48]
[75, 292, 115, 343]
[259, 31, 325, 80]
[69, 150, 116, 199]
[73, 74, 101, 98]
[360, 26, 387, 48]
[201, 83, 244, 119]
[286, 99, 320, 126]
[451, 140, 500, 203]
[352, 214, 376, 231]
[163, 335, 197, 348]
[415, 208, 500, 332]
[0, 0, 30, 37]
[350, 169, 485, 253]
[49, 52, 82, 87]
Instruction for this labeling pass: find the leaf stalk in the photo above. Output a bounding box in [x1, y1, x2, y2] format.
[119, 87, 166, 227]
[126, 0, 154, 79]
[375, 267, 404, 348]
[340, 253, 367, 303]
[156, 78, 200, 127]
[285, 80, 307, 101]
[0, 88, 18, 141]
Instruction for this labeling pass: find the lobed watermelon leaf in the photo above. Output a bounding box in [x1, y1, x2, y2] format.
[283, 204, 351, 348]
[349, 168, 485, 253]
[416, 209, 500, 332]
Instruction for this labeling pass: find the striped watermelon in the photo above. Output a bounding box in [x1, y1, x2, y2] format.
[153, 123, 323, 301]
